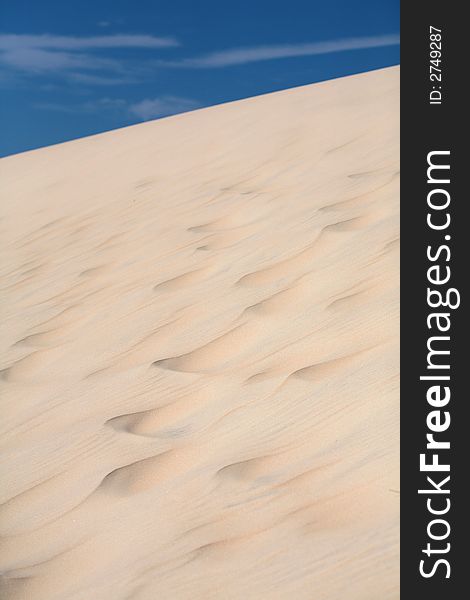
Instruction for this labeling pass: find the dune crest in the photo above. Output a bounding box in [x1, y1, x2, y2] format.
[0, 67, 399, 599]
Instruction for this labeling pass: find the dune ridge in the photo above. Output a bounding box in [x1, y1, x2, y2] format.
[0, 66, 399, 599]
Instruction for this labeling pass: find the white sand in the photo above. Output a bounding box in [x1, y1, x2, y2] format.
[0, 66, 399, 599]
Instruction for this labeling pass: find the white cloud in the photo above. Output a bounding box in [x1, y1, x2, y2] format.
[0, 47, 121, 73]
[0, 33, 179, 81]
[0, 33, 179, 51]
[129, 96, 200, 120]
[163, 34, 399, 68]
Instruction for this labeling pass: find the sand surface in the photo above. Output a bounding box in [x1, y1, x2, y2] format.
[0, 66, 399, 599]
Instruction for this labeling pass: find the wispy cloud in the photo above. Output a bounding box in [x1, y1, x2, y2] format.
[162, 34, 399, 68]
[0, 33, 179, 51]
[0, 32, 399, 87]
[1, 47, 122, 72]
[129, 96, 200, 120]
[0, 33, 179, 81]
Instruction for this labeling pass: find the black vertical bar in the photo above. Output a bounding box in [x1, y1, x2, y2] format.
[401, 2, 466, 598]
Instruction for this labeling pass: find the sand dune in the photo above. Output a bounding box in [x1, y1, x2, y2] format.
[0, 66, 399, 599]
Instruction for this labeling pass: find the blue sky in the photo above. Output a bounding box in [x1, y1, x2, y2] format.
[0, 0, 399, 157]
